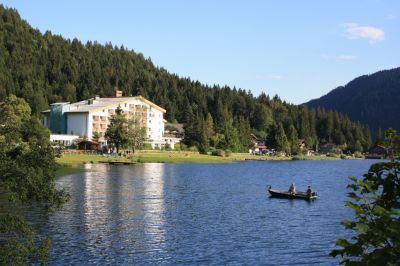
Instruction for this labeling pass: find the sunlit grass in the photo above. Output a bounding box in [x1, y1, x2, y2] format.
[56, 151, 342, 166]
[56, 151, 292, 165]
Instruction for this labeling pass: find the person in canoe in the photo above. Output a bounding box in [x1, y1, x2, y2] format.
[306, 186, 313, 197]
[288, 183, 296, 195]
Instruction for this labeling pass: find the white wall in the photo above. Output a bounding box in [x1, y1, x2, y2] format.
[50, 134, 80, 146]
[66, 113, 89, 137]
[148, 107, 164, 141]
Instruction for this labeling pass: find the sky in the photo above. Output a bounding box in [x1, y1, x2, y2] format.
[2, 0, 399, 104]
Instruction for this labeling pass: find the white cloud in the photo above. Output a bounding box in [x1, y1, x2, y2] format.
[336, 54, 357, 61]
[321, 54, 357, 61]
[345, 23, 385, 44]
[269, 75, 282, 80]
[385, 14, 397, 20]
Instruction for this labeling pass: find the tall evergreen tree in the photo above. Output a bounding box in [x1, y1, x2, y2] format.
[275, 123, 290, 154]
[105, 107, 128, 153]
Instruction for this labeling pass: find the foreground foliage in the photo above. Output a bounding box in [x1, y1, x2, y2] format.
[331, 162, 400, 265]
[0, 95, 68, 264]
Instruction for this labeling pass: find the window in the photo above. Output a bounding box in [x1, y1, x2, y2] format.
[124, 103, 127, 107]
[149, 120, 151, 123]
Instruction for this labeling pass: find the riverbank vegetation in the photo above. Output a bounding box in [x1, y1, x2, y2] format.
[0, 5, 372, 154]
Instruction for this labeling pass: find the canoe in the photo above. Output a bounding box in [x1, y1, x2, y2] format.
[268, 188, 317, 200]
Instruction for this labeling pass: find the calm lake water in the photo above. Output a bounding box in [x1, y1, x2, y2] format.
[29, 160, 382, 265]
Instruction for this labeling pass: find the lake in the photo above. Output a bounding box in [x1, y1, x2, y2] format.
[29, 160, 381, 265]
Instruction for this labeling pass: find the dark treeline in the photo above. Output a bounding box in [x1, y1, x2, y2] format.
[0, 5, 371, 152]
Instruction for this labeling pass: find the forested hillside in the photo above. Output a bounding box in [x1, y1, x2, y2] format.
[305, 67, 400, 134]
[0, 5, 371, 153]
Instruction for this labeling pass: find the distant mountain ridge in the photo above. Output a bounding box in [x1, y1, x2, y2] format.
[305, 67, 400, 133]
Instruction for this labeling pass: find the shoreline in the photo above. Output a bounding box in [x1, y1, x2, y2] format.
[56, 151, 343, 167]
[54, 152, 379, 178]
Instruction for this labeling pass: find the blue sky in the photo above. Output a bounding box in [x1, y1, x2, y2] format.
[2, 0, 399, 104]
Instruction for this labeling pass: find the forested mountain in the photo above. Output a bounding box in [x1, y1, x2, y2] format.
[0, 5, 371, 153]
[305, 67, 400, 134]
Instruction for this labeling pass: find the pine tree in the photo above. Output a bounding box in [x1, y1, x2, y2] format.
[288, 124, 300, 155]
[275, 123, 290, 154]
[105, 107, 128, 153]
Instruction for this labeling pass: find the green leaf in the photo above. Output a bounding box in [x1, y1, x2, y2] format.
[336, 238, 350, 248]
[372, 205, 389, 217]
[355, 222, 369, 233]
[347, 192, 361, 201]
[346, 201, 363, 214]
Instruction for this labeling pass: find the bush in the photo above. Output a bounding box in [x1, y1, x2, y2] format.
[224, 149, 232, 157]
[164, 143, 172, 151]
[327, 153, 339, 158]
[292, 155, 306, 160]
[354, 151, 363, 158]
[70, 143, 77, 150]
[143, 143, 153, 150]
[175, 143, 187, 151]
[340, 154, 347, 160]
[188, 146, 198, 152]
[211, 149, 225, 157]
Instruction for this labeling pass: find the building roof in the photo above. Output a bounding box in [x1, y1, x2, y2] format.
[42, 95, 166, 114]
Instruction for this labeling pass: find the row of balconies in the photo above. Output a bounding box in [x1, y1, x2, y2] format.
[129, 104, 148, 110]
[128, 111, 147, 116]
[92, 123, 108, 130]
[92, 115, 108, 122]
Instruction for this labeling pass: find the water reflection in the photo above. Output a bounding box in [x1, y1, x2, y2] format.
[140, 163, 166, 250]
[47, 163, 167, 264]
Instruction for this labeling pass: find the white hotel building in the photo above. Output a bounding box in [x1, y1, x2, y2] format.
[42, 94, 179, 149]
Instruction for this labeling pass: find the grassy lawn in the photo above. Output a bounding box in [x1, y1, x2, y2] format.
[56, 151, 292, 165]
[56, 151, 341, 166]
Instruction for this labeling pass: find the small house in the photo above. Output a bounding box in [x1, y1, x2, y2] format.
[318, 143, 337, 154]
[78, 140, 100, 151]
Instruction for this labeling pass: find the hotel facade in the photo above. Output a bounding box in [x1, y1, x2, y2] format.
[42, 93, 179, 149]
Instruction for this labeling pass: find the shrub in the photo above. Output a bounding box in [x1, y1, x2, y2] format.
[211, 149, 225, 157]
[164, 143, 172, 151]
[327, 153, 339, 158]
[188, 146, 198, 152]
[143, 143, 153, 150]
[292, 155, 306, 160]
[175, 143, 187, 151]
[354, 151, 363, 158]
